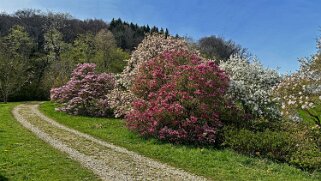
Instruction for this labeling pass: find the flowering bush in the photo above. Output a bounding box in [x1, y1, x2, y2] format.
[271, 42, 321, 171]
[274, 54, 321, 128]
[220, 55, 281, 120]
[126, 50, 238, 144]
[118, 33, 199, 89]
[50, 63, 115, 117]
[109, 34, 198, 117]
[107, 88, 137, 118]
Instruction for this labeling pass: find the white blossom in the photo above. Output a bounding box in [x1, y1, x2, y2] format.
[220, 54, 281, 120]
[273, 54, 321, 126]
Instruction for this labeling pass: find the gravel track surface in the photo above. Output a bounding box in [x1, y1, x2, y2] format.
[12, 103, 207, 181]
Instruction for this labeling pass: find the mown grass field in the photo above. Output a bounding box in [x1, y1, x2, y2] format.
[0, 102, 99, 181]
[39, 101, 321, 181]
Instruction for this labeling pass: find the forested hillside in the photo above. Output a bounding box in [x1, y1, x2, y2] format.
[0, 9, 169, 101]
[0, 9, 246, 102]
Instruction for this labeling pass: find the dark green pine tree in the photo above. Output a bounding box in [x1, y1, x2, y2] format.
[151, 26, 159, 33]
[160, 28, 164, 34]
[165, 28, 169, 38]
[109, 18, 115, 28]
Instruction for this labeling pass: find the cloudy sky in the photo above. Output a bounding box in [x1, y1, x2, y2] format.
[1, 0, 321, 73]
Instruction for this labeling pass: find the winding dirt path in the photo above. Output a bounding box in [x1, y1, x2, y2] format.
[12, 103, 206, 181]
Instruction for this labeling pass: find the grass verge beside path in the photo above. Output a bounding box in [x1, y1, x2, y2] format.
[40, 102, 321, 181]
[0, 103, 99, 181]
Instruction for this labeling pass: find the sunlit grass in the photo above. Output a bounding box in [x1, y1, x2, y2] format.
[40, 101, 321, 181]
[0, 103, 99, 181]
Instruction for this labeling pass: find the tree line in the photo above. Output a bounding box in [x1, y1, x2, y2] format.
[0, 9, 170, 102]
[0, 9, 247, 103]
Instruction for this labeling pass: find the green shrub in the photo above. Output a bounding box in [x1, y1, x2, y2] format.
[222, 123, 321, 171]
[222, 126, 296, 161]
[285, 122, 321, 171]
[290, 146, 321, 171]
[226, 116, 282, 132]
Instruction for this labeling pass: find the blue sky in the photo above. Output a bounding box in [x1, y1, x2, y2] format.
[1, 0, 321, 73]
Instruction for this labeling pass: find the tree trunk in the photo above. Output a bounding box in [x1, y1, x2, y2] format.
[3, 94, 8, 104]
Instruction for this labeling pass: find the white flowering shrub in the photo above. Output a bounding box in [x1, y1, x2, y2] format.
[107, 88, 137, 118]
[274, 54, 321, 128]
[220, 55, 281, 120]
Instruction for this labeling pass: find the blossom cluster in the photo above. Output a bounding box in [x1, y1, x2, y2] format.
[50, 63, 115, 116]
[220, 55, 281, 120]
[118, 33, 199, 89]
[109, 34, 199, 117]
[274, 55, 321, 127]
[126, 50, 238, 144]
[106, 88, 137, 118]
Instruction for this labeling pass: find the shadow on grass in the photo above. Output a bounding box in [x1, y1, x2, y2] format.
[0, 175, 8, 181]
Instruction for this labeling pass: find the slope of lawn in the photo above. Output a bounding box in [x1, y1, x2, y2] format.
[0, 103, 99, 181]
[40, 101, 321, 181]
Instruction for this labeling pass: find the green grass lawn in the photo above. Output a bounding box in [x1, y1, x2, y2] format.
[40, 101, 321, 181]
[0, 103, 99, 181]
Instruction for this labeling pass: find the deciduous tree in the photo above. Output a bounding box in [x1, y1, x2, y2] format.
[0, 26, 34, 103]
[198, 36, 248, 62]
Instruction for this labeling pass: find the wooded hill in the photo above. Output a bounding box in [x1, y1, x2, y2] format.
[0, 9, 245, 102]
[0, 9, 169, 101]
[0, 9, 169, 52]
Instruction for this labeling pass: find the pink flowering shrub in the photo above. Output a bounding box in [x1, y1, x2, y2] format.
[126, 50, 238, 144]
[108, 34, 199, 118]
[50, 63, 115, 117]
[119, 34, 199, 89]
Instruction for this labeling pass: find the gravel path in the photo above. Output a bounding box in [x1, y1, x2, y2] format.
[12, 103, 207, 181]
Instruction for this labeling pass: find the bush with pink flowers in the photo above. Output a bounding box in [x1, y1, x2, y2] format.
[126, 50, 240, 145]
[108, 34, 198, 118]
[50, 63, 115, 117]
